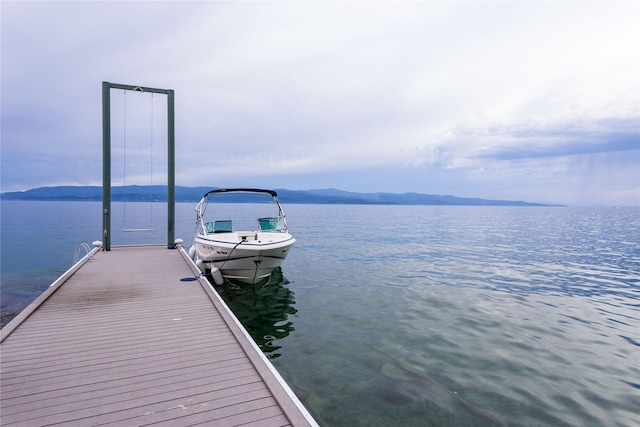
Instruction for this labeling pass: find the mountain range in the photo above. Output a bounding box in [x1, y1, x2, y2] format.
[0, 186, 555, 206]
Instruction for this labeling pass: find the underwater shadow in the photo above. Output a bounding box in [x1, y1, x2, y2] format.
[214, 267, 297, 359]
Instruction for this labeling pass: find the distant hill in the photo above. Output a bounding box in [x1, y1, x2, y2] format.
[0, 185, 555, 206]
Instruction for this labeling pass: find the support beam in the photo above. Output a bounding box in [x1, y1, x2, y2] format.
[102, 82, 112, 251]
[167, 89, 176, 248]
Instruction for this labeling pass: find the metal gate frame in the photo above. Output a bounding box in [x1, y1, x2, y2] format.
[101, 81, 175, 250]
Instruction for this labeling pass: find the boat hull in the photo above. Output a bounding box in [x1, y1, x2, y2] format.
[193, 233, 295, 284]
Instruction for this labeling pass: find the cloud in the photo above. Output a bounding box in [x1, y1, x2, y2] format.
[1, 1, 638, 205]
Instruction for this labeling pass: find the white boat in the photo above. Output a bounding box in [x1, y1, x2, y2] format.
[189, 188, 295, 284]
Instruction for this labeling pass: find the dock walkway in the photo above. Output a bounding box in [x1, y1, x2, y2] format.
[0, 245, 317, 426]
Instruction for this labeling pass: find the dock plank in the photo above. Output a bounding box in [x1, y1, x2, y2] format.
[1, 364, 258, 415]
[0, 245, 316, 426]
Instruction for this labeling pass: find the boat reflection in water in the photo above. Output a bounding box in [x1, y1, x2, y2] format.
[213, 268, 296, 359]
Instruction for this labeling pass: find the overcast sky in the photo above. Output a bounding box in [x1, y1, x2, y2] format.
[1, 1, 638, 206]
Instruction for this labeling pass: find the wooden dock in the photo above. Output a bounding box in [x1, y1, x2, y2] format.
[0, 245, 317, 426]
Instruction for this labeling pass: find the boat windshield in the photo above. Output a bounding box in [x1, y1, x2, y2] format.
[205, 220, 233, 233]
[258, 217, 286, 232]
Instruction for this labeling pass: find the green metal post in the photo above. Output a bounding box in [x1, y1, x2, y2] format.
[101, 82, 174, 249]
[167, 89, 176, 249]
[102, 81, 111, 251]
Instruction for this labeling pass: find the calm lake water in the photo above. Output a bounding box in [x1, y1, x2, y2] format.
[1, 201, 639, 426]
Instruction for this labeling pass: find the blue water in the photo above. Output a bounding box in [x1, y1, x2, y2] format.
[1, 201, 639, 426]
